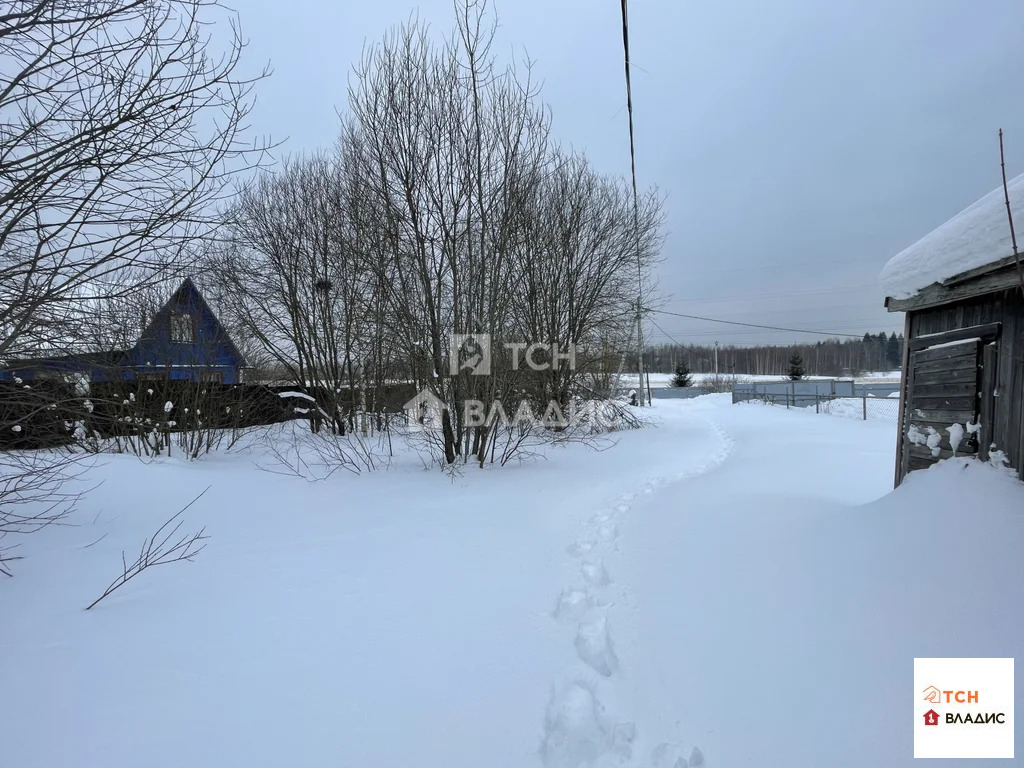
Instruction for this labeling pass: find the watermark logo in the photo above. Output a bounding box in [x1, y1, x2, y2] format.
[450, 333, 491, 376]
[922, 685, 978, 704]
[403, 389, 447, 432]
[914, 658, 1013, 758]
[417, 333, 601, 434]
[448, 333, 577, 375]
[505, 341, 576, 373]
[402, 389, 628, 433]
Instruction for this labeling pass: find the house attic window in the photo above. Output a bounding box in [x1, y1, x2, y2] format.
[170, 311, 194, 343]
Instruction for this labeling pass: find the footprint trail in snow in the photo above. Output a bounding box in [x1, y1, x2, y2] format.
[539, 416, 731, 766]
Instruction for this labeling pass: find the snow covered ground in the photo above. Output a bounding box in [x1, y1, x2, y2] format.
[1, 395, 1020, 767]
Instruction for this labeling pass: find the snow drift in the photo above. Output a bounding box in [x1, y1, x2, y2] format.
[1, 396, 1020, 768]
[881, 172, 1024, 298]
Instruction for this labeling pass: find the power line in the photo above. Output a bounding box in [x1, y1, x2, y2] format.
[679, 255, 889, 277]
[645, 330, 900, 345]
[648, 315, 685, 347]
[619, 0, 640, 211]
[665, 284, 879, 304]
[646, 307, 865, 338]
[646, 316, 903, 334]
[645, 325, 900, 339]
[660, 305, 890, 323]
[646, 333, 899, 345]
[648, 317, 720, 366]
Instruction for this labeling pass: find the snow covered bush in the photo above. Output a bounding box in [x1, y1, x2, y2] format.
[698, 372, 749, 394]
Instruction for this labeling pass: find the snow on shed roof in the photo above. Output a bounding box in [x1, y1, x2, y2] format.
[881, 172, 1024, 299]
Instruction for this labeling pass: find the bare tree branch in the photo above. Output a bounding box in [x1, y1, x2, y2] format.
[85, 485, 210, 610]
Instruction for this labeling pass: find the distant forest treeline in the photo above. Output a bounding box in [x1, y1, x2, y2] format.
[642, 332, 904, 376]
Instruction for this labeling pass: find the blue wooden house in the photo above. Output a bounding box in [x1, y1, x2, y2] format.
[0, 279, 247, 385]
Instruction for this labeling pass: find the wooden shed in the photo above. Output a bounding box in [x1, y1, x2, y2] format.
[883, 176, 1024, 486]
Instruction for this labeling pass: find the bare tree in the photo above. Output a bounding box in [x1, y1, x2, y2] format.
[215, 154, 376, 434]
[0, 0, 267, 566]
[347, 0, 561, 464]
[212, 0, 661, 470]
[77, 285, 167, 356]
[510, 151, 663, 413]
[0, 0, 269, 361]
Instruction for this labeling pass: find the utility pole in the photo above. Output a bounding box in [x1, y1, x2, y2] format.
[636, 297, 646, 406]
[621, 1, 647, 407]
[714, 341, 719, 376]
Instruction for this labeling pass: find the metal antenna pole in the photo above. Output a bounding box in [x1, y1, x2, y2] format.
[636, 298, 646, 405]
[999, 128, 1024, 293]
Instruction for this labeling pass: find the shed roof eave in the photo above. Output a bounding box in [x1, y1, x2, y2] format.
[940, 252, 1022, 287]
[885, 263, 1024, 313]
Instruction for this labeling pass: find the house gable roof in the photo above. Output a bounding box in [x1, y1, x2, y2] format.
[137, 277, 247, 366]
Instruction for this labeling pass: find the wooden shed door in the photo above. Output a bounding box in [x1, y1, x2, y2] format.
[902, 338, 982, 476]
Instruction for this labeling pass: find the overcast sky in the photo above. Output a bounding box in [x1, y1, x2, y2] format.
[239, 0, 1024, 347]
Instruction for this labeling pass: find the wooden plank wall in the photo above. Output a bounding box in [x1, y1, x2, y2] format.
[894, 313, 912, 487]
[905, 288, 1024, 482]
[903, 340, 981, 476]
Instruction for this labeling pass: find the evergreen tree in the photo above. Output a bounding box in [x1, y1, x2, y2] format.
[886, 332, 901, 368]
[671, 361, 693, 387]
[787, 353, 805, 381]
[875, 333, 887, 371]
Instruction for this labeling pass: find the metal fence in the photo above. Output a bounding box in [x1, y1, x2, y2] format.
[650, 386, 705, 400]
[852, 382, 902, 398]
[649, 377, 904, 423]
[733, 391, 901, 422]
[653, 378, 902, 407]
[733, 379, 854, 403]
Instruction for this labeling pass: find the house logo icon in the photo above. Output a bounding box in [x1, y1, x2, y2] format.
[403, 389, 447, 432]
[922, 685, 942, 704]
[923, 709, 940, 726]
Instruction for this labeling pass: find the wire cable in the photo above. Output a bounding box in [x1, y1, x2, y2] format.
[648, 315, 685, 347]
[646, 307, 865, 338]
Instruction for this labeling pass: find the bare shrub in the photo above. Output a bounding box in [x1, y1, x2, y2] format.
[698, 373, 749, 394]
[86, 488, 210, 610]
[251, 420, 384, 480]
[0, 451, 87, 576]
